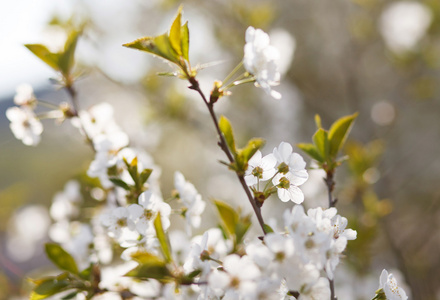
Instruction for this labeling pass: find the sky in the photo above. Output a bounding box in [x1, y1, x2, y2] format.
[0, 0, 74, 98]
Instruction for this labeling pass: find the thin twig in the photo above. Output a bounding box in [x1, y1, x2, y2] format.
[188, 78, 267, 235]
[324, 170, 337, 300]
[65, 84, 95, 151]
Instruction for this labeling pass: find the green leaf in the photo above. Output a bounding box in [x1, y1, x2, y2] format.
[79, 264, 92, 281]
[123, 33, 180, 65]
[312, 128, 329, 161]
[263, 224, 274, 233]
[241, 138, 265, 162]
[187, 269, 202, 279]
[154, 212, 172, 263]
[169, 6, 183, 56]
[314, 114, 322, 129]
[235, 215, 251, 245]
[218, 116, 236, 155]
[297, 143, 323, 163]
[61, 291, 79, 300]
[328, 112, 358, 157]
[109, 178, 131, 191]
[213, 200, 238, 238]
[180, 21, 190, 61]
[45, 243, 78, 275]
[139, 168, 153, 185]
[58, 31, 79, 76]
[30, 277, 71, 300]
[24, 44, 60, 71]
[127, 157, 139, 187]
[236, 138, 265, 172]
[125, 251, 172, 282]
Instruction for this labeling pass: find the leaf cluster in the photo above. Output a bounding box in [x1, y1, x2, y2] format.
[109, 157, 153, 204]
[30, 244, 93, 300]
[219, 116, 265, 176]
[297, 113, 358, 173]
[214, 199, 251, 251]
[123, 6, 192, 79]
[25, 30, 80, 85]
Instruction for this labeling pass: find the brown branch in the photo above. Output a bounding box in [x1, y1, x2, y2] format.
[188, 78, 267, 235]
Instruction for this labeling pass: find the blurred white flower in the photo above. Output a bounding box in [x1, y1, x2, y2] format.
[244, 26, 281, 99]
[128, 190, 171, 236]
[14, 83, 36, 107]
[269, 29, 296, 76]
[74, 102, 125, 141]
[6, 106, 43, 146]
[6, 205, 50, 262]
[100, 206, 137, 240]
[380, 1, 432, 53]
[50, 180, 82, 222]
[208, 254, 260, 299]
[174, 171, 206, 233]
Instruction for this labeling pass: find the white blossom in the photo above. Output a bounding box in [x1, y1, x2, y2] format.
[244, 151, 277, 186]
[273, 172, 306, 204]
[379, 269, 408, 300]
[174, 171, 206, 233]
[14, 84, 36, 107]
[244, 26, 281, 99]
[6, 106, 43, 146]
[208, 254, 260, 299]
[128, 191, 171, 236]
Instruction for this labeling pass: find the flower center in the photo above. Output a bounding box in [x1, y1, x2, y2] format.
[305, 238, 315, 249]
[252, 166, 264, 178]
[277, 162, 289, 174]
[278, 177, 290, 189]
[144, 209, 156, 220]
[275, 251, 285, 262]
[116, 218, 127, 227]
[230, 276, 240, 289]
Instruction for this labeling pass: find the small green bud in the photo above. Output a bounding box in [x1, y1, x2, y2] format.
[277, 162, 289, 174]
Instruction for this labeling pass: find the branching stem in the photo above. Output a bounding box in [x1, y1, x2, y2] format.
[65, 83, 95, 151]
[189, 78, 267, 235]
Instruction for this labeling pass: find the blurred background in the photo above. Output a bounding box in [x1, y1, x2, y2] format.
[1, 0, 440, 299]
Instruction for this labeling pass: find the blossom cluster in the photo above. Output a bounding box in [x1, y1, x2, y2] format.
[5, 15, 410, 299]
[245, 142, 308, 204]
[6, 84, 43, 146]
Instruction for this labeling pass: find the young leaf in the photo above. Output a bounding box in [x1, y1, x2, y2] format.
[45, 243, 79, 275]
[315, 114, 322, 129]
[109, 178, 131, 191]
[30, 276, 71, 300]
[235, 215, 251, 245]
[312, 128, 329, 161]
[125, 251, 172, 282]
[213, 200, 238, 238]
[24, 44, 60, 71]
[58, 31, 79, 76]
[297, 143, 323, 163]
[169, 6, 183, 56]
[61, 291, 79, 300]
[218, 116, 237, 155]
[154, 212, 172, 263]
[139, 168, 153, 185]
[263, 224, 275, 234]
[180, 21, 190, 61]
[328, 112, 358, 157]
[236, 137, 265, 173]
[123, 33, 180, 65]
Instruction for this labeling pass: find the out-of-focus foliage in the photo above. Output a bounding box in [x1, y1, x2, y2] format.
[1, 0, 440, 299]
